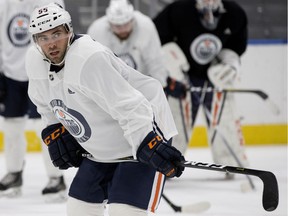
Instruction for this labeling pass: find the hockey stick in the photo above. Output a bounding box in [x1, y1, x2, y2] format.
[189, 86, 281, 115]
[81, 154, 278, 211]
[162, 193, 211, 213]
[178, 160, 279, 212]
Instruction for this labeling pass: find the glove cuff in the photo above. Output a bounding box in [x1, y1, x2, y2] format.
[136, 131, 162, 162]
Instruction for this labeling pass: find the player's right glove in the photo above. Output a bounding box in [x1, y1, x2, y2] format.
[136, 131, 185, 178]
[164, 76, 187, 99]
[41, 123, 86, 169]
[0, 72, 6, 103]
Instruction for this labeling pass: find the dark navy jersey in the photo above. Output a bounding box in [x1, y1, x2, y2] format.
[153, 0, 248, 80]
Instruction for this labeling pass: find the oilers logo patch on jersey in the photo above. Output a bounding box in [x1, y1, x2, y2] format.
[7, 13, 31, 47]
[190, 33, 222, 65]
[50, 99, 92, 143]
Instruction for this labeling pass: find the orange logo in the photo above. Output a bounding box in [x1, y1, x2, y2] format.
[148, 135, 162, 149]
[44, 126, 66, 145]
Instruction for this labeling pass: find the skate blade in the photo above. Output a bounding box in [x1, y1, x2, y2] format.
[0, 187, 22, 198]
[43, 190, 67, 203]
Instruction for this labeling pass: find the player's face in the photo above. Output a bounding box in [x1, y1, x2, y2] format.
[35, 26, 70, 64]
[110, 20, 133, 40]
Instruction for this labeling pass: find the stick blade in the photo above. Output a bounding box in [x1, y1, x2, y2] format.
[181, 201, 211, 213]
[259, 171, 279, 211]
[265, 98, 281, 115]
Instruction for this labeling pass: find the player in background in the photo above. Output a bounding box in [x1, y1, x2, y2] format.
[87, 0, 188, 153]
[26, 3, 185, 215]
[0, 0, 66, 201]
[154, 0, 249, 178]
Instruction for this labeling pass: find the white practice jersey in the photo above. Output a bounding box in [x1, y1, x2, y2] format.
[26, 35, 177, 162]
[87, 11, 169, 87]
[0, 0, 64, 81]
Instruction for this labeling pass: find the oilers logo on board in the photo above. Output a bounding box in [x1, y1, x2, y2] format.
[190, 33, 222, 65]
[7, 13, 31, 47]
[50, 99, 92, 143]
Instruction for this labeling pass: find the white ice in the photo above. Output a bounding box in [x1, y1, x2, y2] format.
[0, 145, 287, 216]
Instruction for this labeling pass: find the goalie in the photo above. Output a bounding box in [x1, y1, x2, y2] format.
[154, 0, 249, 178]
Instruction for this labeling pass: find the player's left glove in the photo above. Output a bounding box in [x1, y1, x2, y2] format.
[136, 131, 185, 178]
[208, 63, 238, 89]
[164, 76, 187, 99]
[41, 123, 86, 169]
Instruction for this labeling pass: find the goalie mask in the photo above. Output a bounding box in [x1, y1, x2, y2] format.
[196, 0, 225, 30]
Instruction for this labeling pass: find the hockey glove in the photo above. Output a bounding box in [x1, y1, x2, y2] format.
[0, 72, 6, 103]
[208, 63, 238, 89]
[164, 76, 187, 99]
[136, 131, 185, 178]
[41, 123, 86, 169]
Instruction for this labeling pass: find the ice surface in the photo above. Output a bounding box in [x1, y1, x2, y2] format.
[0, 145, 287, 216]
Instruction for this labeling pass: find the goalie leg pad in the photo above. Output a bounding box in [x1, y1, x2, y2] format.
[209, 93, 248, 167]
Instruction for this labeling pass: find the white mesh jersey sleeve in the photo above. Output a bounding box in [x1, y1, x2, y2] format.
[61, 36, 177, 160]
[25, 46, 59, 126]
[26, 35, 177, 161]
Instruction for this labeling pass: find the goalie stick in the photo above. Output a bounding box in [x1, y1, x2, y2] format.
[178, 160, 279, 212]
[195, 88, 256, 190]
[189, 86, 281, 115]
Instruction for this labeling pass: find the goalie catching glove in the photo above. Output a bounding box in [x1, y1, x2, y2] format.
[136, 131, 185, 178]
[164, 76, 187, 99]
[41, 123, 86, 169]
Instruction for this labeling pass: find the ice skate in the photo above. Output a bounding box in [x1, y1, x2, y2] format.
[42, 176, 67, 203]
[0, 171, 23, 198]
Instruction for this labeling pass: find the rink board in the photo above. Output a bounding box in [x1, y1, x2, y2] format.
[0, 123, 287, 152]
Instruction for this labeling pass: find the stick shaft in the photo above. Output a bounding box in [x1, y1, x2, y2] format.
[189, 87, 268, 100]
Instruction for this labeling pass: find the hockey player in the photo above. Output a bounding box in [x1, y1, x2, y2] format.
[26, 3, 185, 216]
[153, 0, 249, 176]
[0, 0, 66, 201]
[87, 0, 188, 153]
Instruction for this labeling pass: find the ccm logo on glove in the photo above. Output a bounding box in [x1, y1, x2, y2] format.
[148, 135, 162, 149]
[43, 126, 65, 145]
